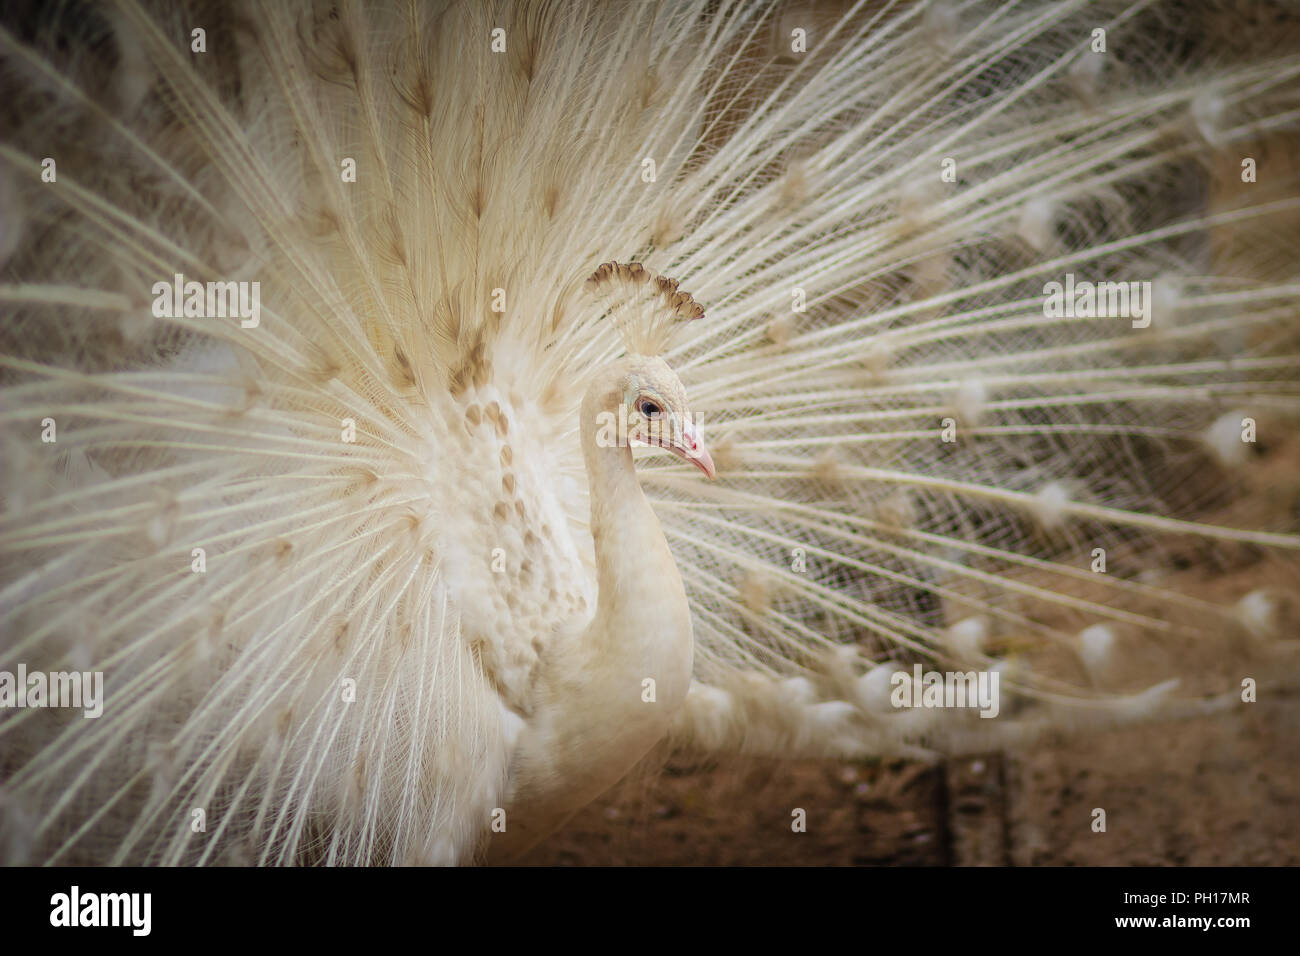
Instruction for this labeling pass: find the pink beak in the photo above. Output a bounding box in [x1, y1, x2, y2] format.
[669, 420, 716, 480]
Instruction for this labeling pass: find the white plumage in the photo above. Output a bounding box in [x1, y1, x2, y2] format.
[0, 0, 1297, 865]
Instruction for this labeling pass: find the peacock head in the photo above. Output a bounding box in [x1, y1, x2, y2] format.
[584, 262, 715, 479]
[618, 355, 716, 480]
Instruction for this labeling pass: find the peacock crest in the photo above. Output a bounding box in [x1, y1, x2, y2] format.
[586, 261, 706, 356]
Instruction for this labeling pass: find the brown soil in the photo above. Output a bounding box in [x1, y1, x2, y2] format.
[512, 695, 1299, 865]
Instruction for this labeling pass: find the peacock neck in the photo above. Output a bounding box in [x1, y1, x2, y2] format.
[489, 366, 696, 862]
[582, 375, 670, 624]
[578, 367, 694, 668]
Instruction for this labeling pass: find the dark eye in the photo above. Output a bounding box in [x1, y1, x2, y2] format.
[638, 399, 662, 418]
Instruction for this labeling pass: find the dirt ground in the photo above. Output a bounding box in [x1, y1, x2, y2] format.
[512, 694, 1299, 866]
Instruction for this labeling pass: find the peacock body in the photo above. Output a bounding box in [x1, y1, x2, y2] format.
[0, 0, 1297, 865]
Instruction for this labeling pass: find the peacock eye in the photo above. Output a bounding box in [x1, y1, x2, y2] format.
[638, 399, 662, 418]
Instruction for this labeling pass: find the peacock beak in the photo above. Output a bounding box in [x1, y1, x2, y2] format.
[674, 420, 716, 480]
[639, 411, 716, 479]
